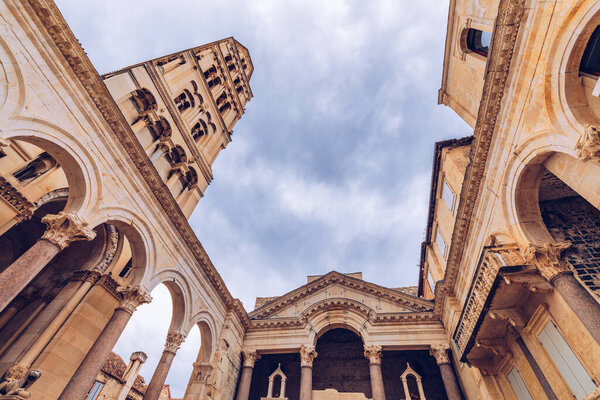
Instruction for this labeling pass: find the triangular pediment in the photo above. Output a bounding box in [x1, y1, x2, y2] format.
[249, 271, 433, 320]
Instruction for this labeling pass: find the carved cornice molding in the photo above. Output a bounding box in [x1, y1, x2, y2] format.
[429, 344, 451, 365]
[26, 0, 249, 328]
[523, 242, 573, 281]
[300, 345, 317, 368]
[164, 330, 186, 353]
[91, 226, 120, 273]
[250, 272, 433, 320]
[364, 345, 383, 365]
[70, 270, 101, 284]
[0, 176, 34, 221]
[575, 125, 600, 161]
[241, 349, 261, 368]
[434, 0, 527, 314]
[96, 274, 120, 300]
[41, 212, 96, 250]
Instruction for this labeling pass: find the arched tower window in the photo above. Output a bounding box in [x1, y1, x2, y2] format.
[208, 77, 222, 88]
[580, 25, 600, 76]
[130, 88, 157, 114]
[13, 152, 57, 183]
[174, 89, 194, 111]
[168, 145, 187, 168]
[192, 120, 208, 141]
[219, 102, 231, 114]
[465, 28, 492, 57]
[148, 117, 172, 141]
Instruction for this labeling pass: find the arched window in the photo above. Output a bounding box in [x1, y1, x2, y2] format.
[148, 117, 172, 141]
[168, 145, 187, 168]
[466, 28, 492, 57]
[208, 77, 221, 88]
[192, 120, 208, 141]
[219, 102, 231, 114]
[216, 92, 228, 106]
[13, 152, 57, 183]
[174, 90, 194, 111]
[185, 167, 198, 190]
[580, 26, 600, 76]
[130, 88, 157, 114]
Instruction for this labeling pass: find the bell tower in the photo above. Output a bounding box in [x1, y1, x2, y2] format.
[102, 37, 253, 217]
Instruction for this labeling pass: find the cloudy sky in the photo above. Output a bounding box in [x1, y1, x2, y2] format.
[55, 0, 470, 396]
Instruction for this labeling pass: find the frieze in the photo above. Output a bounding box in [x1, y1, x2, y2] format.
[0, 176, 34, 221]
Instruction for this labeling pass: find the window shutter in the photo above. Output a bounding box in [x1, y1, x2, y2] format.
[538, 321, 596, 399]
[507, 367, 534, 400]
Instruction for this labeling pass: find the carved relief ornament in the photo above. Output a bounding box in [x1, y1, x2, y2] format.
[300, 345, 317, 367]
[0, 177, 34, 221]
[523, 242, 572, 281]
[429, 344, 450, 365]
[575, 125, 600, 161]
[363, 345, 383, 365]
[41, 212, 96, 250]
[164, 330, 186, 353]
[117, 285, 152, 314]
[242, 349, 261, 368]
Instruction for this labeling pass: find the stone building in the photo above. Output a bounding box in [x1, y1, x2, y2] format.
[0, 0, 599, 399]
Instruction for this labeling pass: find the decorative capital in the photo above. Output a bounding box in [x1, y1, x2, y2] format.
[300, 345, 317, 367]
[41, 212, 96, 250]
[429, 344, 451, 365]
[523, 242, 572, 281]
[242, 349, 261, 368]
[164, 330, 186, 353]
[575, 125, 600, 160]
[117, 285, 152, 314]
[364, 345, 383, 365]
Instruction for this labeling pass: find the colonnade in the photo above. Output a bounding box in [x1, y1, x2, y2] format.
[235, 344, 464, 400]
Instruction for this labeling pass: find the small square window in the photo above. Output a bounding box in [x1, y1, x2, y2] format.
[427, 270, 436, 291]
[442, 180, 456, 212]
[436, 229, 447, 258]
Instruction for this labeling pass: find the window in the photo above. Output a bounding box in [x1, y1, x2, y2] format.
[466, 28, 492, 57]
[13, 152, 57, 183]
[86, 381, 104, 400]
[538, 321, 596, 399]
[442, 180, 456, 212]
[427, 270, 436, 292]
[507, 367, 533, 400]
[436, 228, 447, 258]
[580, 26, 600, 76]
[130, 88, 157, 114]
[119, 259, 132, 278]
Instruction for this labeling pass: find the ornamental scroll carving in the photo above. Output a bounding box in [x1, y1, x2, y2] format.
[429, 344, 450, 365]
[242, 349, 261, 368]
[41, 212, 96, 250]
[363, 345, 383, 365]
[523, 242, 572, 281]
[164, 330, 186, 353]
[575, 125, 600, 161]
[117, 285, 152, 314]
[300, 345, 317, 367]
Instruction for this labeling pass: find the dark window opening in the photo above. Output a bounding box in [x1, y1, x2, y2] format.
[119, 259, 132, 278]
[581, 26, 600, 76]
[466, 28, 492, 57]
[13, 152, 57, 183]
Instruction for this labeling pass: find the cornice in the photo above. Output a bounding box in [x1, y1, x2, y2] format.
[27, 0, 250, 328]
[434, 0, 527, 317]
[250, 271, 434, 320]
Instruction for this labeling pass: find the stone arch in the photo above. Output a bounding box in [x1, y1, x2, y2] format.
[89, 207, 154, 286]
[146, 269, 192, 332]
[0, 35, 25, 117]
[186, 312, 216, 363]
[2, 120, 101, 216]
[304, 299, 371, 345]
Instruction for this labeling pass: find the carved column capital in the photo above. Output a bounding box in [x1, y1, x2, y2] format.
[164, 330, 186, 353]
[117, 285, 152, 314]
[575, 125, 600, 160]
[364, 345, 383, 365]
[242, 349, 261, 368]
[429, 344, 451, 365]
[41, 212, 96, 250]
[300, 345, 318, 367]
[523, 242, 572, 281]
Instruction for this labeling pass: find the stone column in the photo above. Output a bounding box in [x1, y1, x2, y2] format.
[299, 345, 317, 400]
[364, 345, 386, 400]
[525, 242, 600, 344]
[0, 212, 96, 312]
[57, 285, 152, 400]
[235, 349, 260, 400]
[0, 295, 28, 331]
[143, 330, 186, 400]
[430, 344, 463, 400]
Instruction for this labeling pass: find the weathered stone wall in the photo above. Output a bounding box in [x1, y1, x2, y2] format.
[381, 350, 447, 400]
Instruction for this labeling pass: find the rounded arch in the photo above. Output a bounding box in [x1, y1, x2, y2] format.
[186, 312, 216, 363]
[0, 35, 25, 117]
[2, 119, 101, 216]
[303, 298, 371, 345]
[145, 269, 192, 332]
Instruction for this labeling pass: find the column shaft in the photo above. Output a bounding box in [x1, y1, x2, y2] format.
[58, 307, 132, 400]
[369, 363, 386, 400]
[299, 366, 313, 400]
[438, 363, 463, 400]
[0, 240, 60, 311]
[143, 350, 176, 400]
[236, 366, 253, 400]
[553, 273, 600, 344]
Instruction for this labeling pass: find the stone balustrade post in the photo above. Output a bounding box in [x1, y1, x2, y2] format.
[143, 330, 186, 400]
[525, 242, 600, 345]
[429, 344, 463, 400]
[0, 212, 96, 312]
[364, 345, 386, 400]
[299, 345, 317, 400]
[57, 285, 152, 400]
[236, 349, 260, 400]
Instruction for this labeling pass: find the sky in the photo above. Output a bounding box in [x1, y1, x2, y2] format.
[55, 0, 470, 396]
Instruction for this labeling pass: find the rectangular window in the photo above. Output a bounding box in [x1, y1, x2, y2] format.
[427, 270, 436, 292]
[86, 381, 104, 400]
[442, 180, 456, 212]
[436, 229, 447, 258]
[507, 367, 533, 400]
[538, 321, 596, 399]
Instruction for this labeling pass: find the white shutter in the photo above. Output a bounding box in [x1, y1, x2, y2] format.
[507, 367, 534, 400]
[538, 321, 596, 399]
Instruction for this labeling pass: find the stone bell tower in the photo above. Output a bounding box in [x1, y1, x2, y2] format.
[102, 37, 253, 217]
